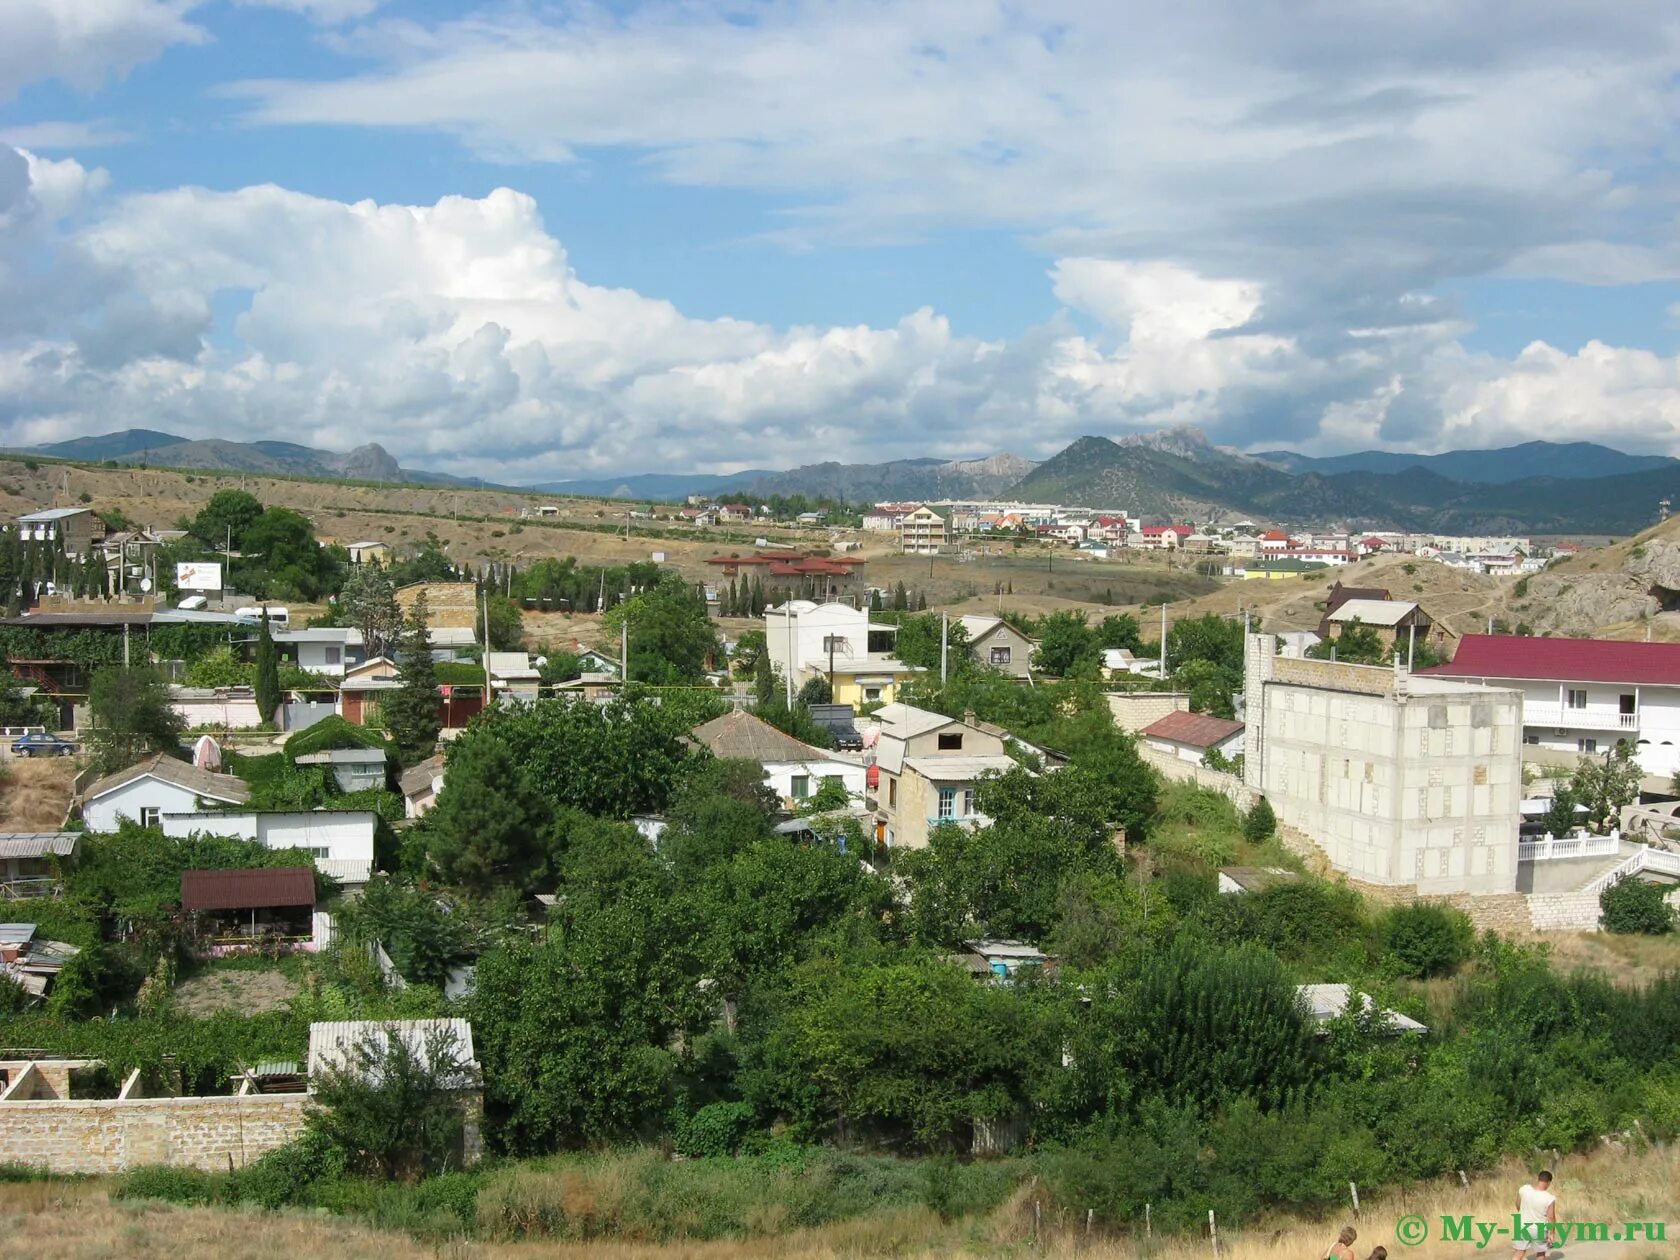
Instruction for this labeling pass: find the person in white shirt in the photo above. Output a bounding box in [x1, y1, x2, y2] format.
[1514, 1170, 1558, 1258]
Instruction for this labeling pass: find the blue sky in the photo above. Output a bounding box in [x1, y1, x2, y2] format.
[6, 1, 1680, 480]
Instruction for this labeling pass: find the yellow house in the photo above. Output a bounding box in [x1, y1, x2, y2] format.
[826, 655, 922, 707]
[869, 703, 1019, 851]
[1241, 559, 1327, 580]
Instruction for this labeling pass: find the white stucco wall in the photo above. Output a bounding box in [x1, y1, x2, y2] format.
[159, 811, 376, 865]
[171, 697, 264, 730]
[84, 777, 226, 833]
[764, 757, 867, 802]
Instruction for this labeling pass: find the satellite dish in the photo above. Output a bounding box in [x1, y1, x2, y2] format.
[140, 578, 153, 592]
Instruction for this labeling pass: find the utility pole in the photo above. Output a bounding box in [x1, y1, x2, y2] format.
[1159, 603, 1167, 676]
[785, 607, 796, 708]
[940, 612, 949, 686]
[1407, 623, 1416, 672]
[621, 617, 629, 681]
[480, 584, 490, 690]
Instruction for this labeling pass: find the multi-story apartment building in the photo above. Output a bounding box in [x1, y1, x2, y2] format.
[17, 507, 106, 556]
[1422, 635, 1680, 778]
[1244, 634, 1523, 894]
[898, 505, 948, 555]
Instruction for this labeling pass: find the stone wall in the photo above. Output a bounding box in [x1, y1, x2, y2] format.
[1107, 691, 1190, 734]
[0, 1093, 308, 1173]
[1136, 742, 1257, 809]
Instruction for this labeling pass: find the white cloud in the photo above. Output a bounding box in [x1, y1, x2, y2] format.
[0, 0, 204, 102]
[0, 120, 134, 151]
[230, 0, 381, 25]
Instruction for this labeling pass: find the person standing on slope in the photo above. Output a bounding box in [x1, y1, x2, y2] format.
[1514, 1169, 1559, 1260]
[1326, 1225, 1359, 1260]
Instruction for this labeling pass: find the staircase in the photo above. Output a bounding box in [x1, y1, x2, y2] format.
[1581, 846, 1680, 898]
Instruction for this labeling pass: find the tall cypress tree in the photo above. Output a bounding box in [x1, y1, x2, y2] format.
[386, 593, 441, 765]
[255, 609, 282, 724]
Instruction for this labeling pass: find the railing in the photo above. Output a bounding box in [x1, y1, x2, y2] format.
[1523, 703, 1638, 732]
[1518, 833, 1621, 862]
[1584, 845, 1680, 897]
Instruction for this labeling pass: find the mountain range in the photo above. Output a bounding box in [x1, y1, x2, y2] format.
[9, 429, 478, 486]
[9, 427, 1679, 534]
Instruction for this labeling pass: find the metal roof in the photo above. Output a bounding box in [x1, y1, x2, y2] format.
[1423, 633, 1680, 687]
[1325, 599, 1422, 628]
[1141, 710, 1245, 749]
[0, 833, 80, 860]
[180, 867, 316, 912]
[902, 752, 1018, 780]
[307, 1019, 478, 1082]
[1298, 983, 1428, 1033]
[17, 507, 93, 522]
[293, 747, 387, 765]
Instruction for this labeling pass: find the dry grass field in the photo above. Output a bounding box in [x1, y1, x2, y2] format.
[0, 757, 77, 831]
[2, 1144, 1673, 1260]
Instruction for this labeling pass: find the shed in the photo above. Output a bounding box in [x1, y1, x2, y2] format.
[307, 1018, 479, 1085]
[181, 866, 317, 913]
[1298, 983, 1428, 1034]
[293, 746, 389, 793]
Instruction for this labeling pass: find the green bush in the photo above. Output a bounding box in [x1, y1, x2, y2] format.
[1383, 903, 1474, 977]
[675, 1101, 756, 1157]
[1601, 876, 1676, 935]
[117, 1164, 224, 1205]
[1242, 797, 1277, 844]
[285, 715, 389, 759]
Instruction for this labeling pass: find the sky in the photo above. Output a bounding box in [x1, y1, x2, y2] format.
[8, 3, 1680, 482]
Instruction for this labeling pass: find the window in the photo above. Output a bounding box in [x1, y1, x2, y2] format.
[864, 686, 882, 702]
[962, 787, 976, 816]
[139, 806, 160, 829]
[937, 732, 964, 751]
[990, 646, 1011, 665]
[1620, 693, 1637, 716]
[887, 778, 897, 807]
[822, 635, 847, 654]
[1567, 689, 1588, 710]
[1524, 732, 1540, 745]
[791, 774, 810, 800]
[937, 787, 956, 819]
[325, 645, 342, 666]
[1577, 737, 1597, 753]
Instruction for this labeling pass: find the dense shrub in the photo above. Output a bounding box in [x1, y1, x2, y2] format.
[1601, 876, 1676, 935]
[1383, 903, 1475, 977]
[675, 1101, 756, 1158]
[1242, 797, 1277, 844]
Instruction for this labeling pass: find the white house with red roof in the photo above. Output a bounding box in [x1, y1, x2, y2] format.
[1258, 529, 1293, 552]
[1422, 634, 1680, 778]
[1141, 711, 1245, 764]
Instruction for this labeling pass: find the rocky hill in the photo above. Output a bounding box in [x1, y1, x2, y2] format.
[16, 429, 471, 486]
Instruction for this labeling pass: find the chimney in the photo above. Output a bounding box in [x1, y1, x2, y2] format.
[962, 709, 978, 728]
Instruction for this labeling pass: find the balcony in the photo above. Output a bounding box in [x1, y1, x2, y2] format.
[1522, 703, 1638, 733]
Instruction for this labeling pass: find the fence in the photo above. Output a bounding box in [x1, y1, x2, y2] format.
[281, 701, 338, 732]
[1517, 833, 1621, 862]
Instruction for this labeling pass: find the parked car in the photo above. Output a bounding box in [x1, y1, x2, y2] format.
[11, 732, 77, 757]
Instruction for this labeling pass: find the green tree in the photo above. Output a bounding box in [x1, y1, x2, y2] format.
[427, 731, 553, 893]
[1095, 613, 1144, 653]
[1567, 744, 1642, 834]
[306, 1027, 474, 1180]
[1539, 782, 1581, 837]
[1600, 876, 1676, 935]
[605, 576, 717, 684]
[485, 593, 524, 651]
[385, 594, 441, 765]
[1174, 657, 1238, 717]
[190, 489, 263, 551]
[237, 507, 340, 600]
[1032, 611, 1099, 677]
[1309, 620, 1388, 665]
[87, 665, 185, 772]
[254, 610, 281, 724]
[339, 564, 404, 659]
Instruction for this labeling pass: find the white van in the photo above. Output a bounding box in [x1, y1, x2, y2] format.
[176, 595, 209, 611]
[234, 606, 291, 626]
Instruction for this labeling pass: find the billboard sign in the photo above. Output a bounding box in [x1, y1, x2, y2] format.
[176, 561, 223, 592]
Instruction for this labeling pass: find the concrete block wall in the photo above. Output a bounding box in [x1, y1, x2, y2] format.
[1526, 892, 1602, 933]
[1135, 743, 1257, 810]
[0, 1094, 308, 1173]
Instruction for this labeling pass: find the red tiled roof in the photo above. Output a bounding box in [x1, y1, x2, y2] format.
[181, 866, 316, 912]
[1141, 710, 1245, 748]
[1260, 530, 1289, 540]
[1421, 634, 1680, 686]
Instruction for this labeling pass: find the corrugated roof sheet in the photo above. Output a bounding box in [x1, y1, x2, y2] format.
[1142, 710, 1245, 749]
[180, 866, 316, 911]
[307, 1018, 478, 1082]
[1422, 633, 1680, 686]
[1326, 598, 1421, 628]
[0, 833, 80, 860]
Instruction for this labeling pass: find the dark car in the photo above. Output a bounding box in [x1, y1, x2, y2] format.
[11, 732, 77, 757]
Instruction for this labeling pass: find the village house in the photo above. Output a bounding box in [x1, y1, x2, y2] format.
[82, 754, 252, 833]
[273, 627, 365, 678]
[686, 710, 866, 806]
[16, 507, 106, 555]
[957, 614, 1038, 679]
[1319, 598, 1444, 656]
[400, 754, 446, 819]
[763, 599, 914, 703]
[292, 747, 389, 794]
[160, 809, 379, 885]
[180, 866, 317, 951]
[344, 541, 390, 566]
[395, 581, 480, 648]
[705, 551, 867, 602]
[1421, 634, 1680, 780]
[867, 704, 1019, 851]
[1139, 710, 1245, 764]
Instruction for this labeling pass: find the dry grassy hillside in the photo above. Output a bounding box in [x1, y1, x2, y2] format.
[1, 1144, 1673, 1260]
